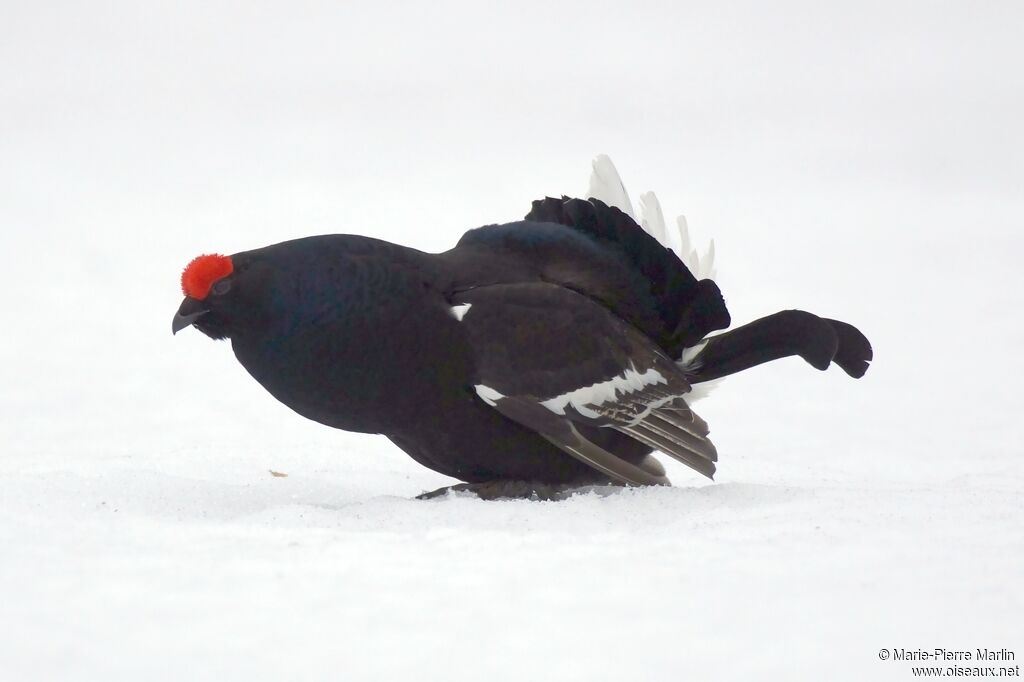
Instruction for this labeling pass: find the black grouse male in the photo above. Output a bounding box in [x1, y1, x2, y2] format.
[173, 171, 871, 498]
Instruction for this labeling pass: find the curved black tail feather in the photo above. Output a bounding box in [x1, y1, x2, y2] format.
[823, 318, 873, 378]
[686, 310, 871, 383]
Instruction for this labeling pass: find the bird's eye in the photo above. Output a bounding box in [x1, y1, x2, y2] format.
[211, 279, 232, 296]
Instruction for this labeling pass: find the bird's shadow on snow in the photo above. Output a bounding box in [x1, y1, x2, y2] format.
[13, 465, 812, 535]
[294, 481, 814, 535]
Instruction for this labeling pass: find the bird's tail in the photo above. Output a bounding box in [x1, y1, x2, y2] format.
[585, 155, 723, 400]
[525, 194, 730, 356]
[586, 153, 717, 281]
[584, 155, 872, 388]
[678, 310, 872, 382]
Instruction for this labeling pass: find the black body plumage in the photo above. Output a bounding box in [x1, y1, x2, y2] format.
[174, 196, 871, 488]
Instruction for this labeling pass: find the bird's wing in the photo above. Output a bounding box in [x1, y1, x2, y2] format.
[453, 282, 718, 484]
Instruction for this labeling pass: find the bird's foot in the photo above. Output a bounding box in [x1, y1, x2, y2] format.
[417, 480, 624, 501]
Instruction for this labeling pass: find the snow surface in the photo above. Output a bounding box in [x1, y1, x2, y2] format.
[2, 2, 1022, 680]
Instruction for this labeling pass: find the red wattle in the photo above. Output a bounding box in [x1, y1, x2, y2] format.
[181, 254, 234, 300]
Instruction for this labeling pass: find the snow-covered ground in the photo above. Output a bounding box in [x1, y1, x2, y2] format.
[2, 2, 1021, 680]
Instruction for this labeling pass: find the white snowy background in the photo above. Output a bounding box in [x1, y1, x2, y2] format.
[2, 2, 1021, 680]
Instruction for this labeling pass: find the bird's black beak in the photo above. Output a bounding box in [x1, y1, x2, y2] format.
[172, 297, 209, 335]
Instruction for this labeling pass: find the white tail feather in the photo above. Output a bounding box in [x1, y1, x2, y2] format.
[676, 214, 699, 276]
[587, 154, 635, 219]
[675, 214, 717, 281]
[704, 239, 716, 281]
[684, 380, 719, 404]
[638, 191, 668, 245]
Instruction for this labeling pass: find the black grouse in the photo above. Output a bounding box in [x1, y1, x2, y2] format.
[172, 161, 871, 498]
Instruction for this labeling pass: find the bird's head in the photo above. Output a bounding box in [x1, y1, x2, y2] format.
[172, 253, 246, 339]
[173, 237, 356, 341]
